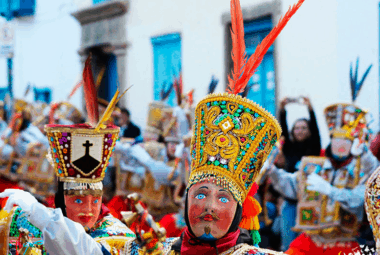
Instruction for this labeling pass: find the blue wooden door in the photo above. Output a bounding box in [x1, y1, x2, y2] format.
[244, 17, 276, 115]
[106, 54, 118, 101]
[151, 33, 181, 106]
[97, 53, 118, 102]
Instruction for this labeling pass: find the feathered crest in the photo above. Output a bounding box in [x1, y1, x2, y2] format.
[208, 75, 219, 94]
[240, 82, 254, 98]
[49, 102, 61, 124]
[160, 82, 174, 101]
[227, 0, 305, 94]
[350, 58, 372, 102]
[187, 89, 194, 107]
[24, 83, 32, 97]
[67, 77, 83, 101]
[83, 54, 99, 126]
[67, 64, 106, 101]
[173, 72, 183, 106]
[95, 86, 132, 132]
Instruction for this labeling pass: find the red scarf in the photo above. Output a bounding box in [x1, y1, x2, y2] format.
[330, 156, 353, 169]
[97, 203, 111, 221]
[180, 227, 240, 255]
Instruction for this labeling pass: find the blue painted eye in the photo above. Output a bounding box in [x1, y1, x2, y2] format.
[75, 199, 83, 204]
[94, 199, 99, 204]
[195, 194, 206, 200]
[219, 197, 229, 203]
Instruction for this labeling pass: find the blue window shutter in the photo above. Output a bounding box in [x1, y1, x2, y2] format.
[33, 87, 51, 104]
[0, 87, 8, 100]
[151, 33, 181, 107]
[262, 53, 276, 115]
[11, 0, 35, 17]
[0, 0, 8, 17]
[244, 17, 276, 115]
[93, 0, 110, 4]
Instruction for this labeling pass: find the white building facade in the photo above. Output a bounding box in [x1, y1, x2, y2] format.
[0, 0, 378, 147]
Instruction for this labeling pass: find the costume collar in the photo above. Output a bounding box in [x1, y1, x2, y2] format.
[174, 227, 241, 255]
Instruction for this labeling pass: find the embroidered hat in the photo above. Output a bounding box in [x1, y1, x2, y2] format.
[324, 103, 367, 141]
[45, 55, 127, 190]
[187, 0, 305, 206]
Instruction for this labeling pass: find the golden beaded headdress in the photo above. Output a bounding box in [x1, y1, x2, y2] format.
[324, 59, 372, 141]
[187, 0, 305, 205]
[365, 166, 380, 253]
[45, 55, 127, 190]
[324, 103, 367, 141]
[145, 82, 174, 138]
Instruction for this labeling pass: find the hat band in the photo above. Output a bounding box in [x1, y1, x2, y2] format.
[63, 181, 103, 191]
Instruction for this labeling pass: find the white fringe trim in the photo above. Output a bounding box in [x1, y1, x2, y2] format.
[63, 181, 103, 191]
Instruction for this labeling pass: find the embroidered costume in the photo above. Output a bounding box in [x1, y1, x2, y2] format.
[365, 163, 380, 255]
[270, 101, 378, 253]
[0, 55, 136, 255]
[116, 0, 305, 254]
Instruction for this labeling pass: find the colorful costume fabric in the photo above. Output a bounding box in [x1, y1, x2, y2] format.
[270, 103, 379, 253]
[0, 55, 136, 255]
[131, 0, 304, 253]
[0, 205, 135, 255]
[365, 165, 380, 254]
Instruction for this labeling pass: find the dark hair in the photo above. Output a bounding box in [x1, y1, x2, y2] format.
[120, 108, 130, 117]
[291, 118, 310, 142]
[55, 181, 67, 216]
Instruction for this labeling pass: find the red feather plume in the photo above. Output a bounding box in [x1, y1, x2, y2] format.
[228, 0, 246, 91]
[227, 0, 305, 94]
[49, 103, 60, 124]
[83, 54, 99, 126]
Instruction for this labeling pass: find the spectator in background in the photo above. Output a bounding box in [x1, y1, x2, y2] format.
[118, 108, 141, 139]
[277, 96, 321, 251]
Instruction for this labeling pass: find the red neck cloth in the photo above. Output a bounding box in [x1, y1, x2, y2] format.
[180, 227, 240, 255]
[97, 203, 111, 221]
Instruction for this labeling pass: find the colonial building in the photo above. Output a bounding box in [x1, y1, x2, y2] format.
[0, 0, 378, 147]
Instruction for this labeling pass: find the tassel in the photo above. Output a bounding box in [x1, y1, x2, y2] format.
[250, 230, 261, 245]
[239, 183, 261, 230]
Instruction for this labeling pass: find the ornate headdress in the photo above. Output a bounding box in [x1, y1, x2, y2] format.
[186, 0, 304, 242]
[187, 0, 304, 204]
[324, 103, 367, 141]
[145, 82, 174, 138]
[324, 58, 371, 141]
[45, 55, 127, 191]
[365, 166, 380, 253]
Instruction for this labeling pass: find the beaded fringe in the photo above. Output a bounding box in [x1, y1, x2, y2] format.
[63, 181, 103, 191]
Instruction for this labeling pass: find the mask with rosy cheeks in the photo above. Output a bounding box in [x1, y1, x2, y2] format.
[188, 179, 238, 240]
[64, 194, 102, 229]
[331, 137, 353, 158]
